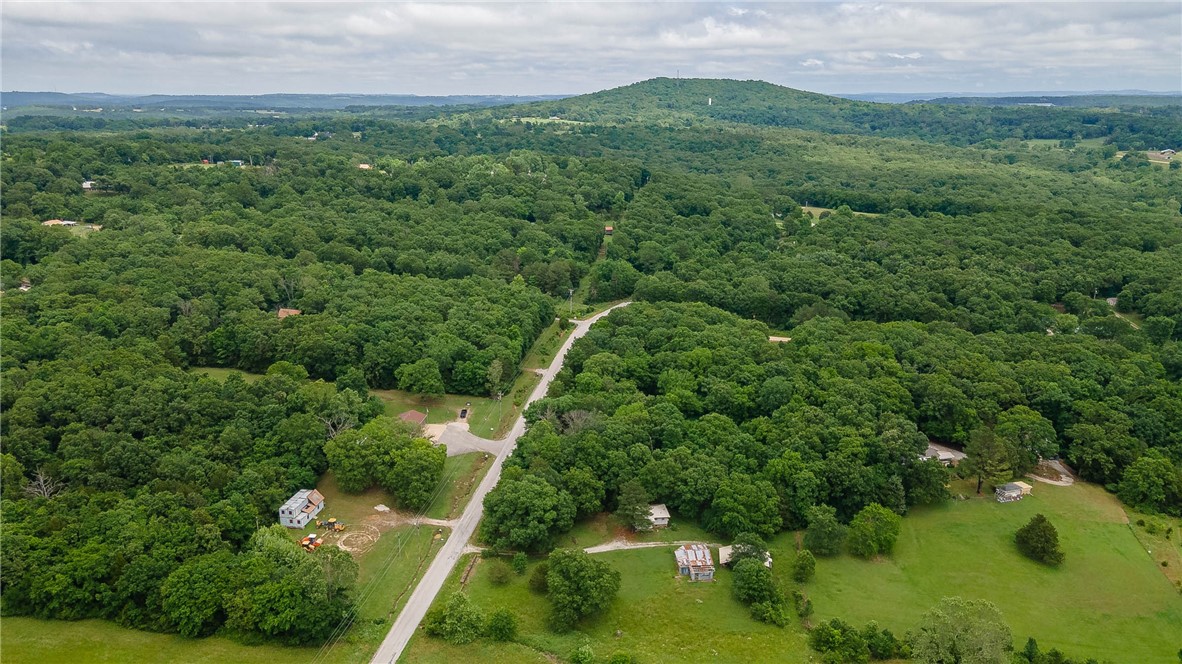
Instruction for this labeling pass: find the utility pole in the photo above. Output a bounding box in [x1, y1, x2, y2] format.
[568, 288, 575, 316]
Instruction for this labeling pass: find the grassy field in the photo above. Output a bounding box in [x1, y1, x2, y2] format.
[0, 617, 316, 664]
[1126, 508, 1182, 589]
[807, 481, 1182, 663]
[425, 452, 494, 520]
[561, 511, 719, 549]
[191, 366, 264, 383]
[404, 547, 813, 663]
[801, 205, 880, 219]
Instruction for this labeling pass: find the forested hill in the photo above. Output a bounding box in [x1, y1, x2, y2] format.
[493, 77, 1182, 148]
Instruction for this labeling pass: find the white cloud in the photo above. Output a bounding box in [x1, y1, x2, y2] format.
[1, 2, 1177, 95]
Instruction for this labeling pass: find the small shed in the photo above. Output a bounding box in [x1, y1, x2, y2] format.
[278, 307, 302, 319]
[399, 410, 428, 428]
[718, 545, 772, 568]
[995, 482, 1031, 503]
[647, 503, 670, 529]
[674, 544, 715, 581]
[358, 163, 373, 170]
[604, 225, 614, 235]
[279, 489, 325, 528]
[81, 180, 95, 190]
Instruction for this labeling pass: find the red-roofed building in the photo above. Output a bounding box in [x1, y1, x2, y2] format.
[278, 308, 302, 319]
[399, 410, 428, 427]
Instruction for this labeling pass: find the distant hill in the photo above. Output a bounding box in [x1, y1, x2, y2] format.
[488, 78, 1182, 148]
[917, 94, 1182, 109]
[840, 90, 1180, 104]
[0, 91, 568, 111]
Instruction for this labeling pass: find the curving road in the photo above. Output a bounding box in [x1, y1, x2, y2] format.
[370, 302, 631, 664]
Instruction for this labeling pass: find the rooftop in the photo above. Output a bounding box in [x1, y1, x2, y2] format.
[649, 503, 670, 520]
[674, 543, 714, 570]
[399, 409, 428, 426]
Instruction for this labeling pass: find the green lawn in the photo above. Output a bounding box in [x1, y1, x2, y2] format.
[404, 547, 813, 663]
[425, 452, 494, 520]
[0, 617, 316, 664]
[806, 482, 1182, 663]
[191, 366, 264, 383]
[801, 205, 880, 218]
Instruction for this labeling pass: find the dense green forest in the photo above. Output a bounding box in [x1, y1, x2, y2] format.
[485, 301, 1180, 555]
[2, 78, 1180, 647]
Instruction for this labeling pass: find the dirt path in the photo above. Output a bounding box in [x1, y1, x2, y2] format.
[1026, 459, 1076, 487]
[584, 539, 720, 554]
[332, 509, 456, 556]
[1114, 311, 1141, 330]
[925, 441, 966, 463]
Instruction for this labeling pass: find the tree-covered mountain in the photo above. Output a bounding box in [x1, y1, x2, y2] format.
[490, 77, 1182, 148]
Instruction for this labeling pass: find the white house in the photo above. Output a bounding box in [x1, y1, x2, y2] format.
[647, 503, 670, 529]
[674, 544, 715, 581]
[718, 545, 772, 568]
[279, 489, 325, 528]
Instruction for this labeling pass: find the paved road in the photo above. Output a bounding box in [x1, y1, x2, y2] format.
[435, 422, 503, 456]
[369, 302, 631, 664]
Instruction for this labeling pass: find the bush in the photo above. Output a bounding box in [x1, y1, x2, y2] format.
[728, 532, 770, 568]
[570, 645, 595, 664]
[791, 589, 814, 618]
[732, 558, 778, 605]
[804, 505, 846, 556]
[793, 549, 817, 582]
[485, 608, 517, 641]
[847, 503, 902, 558]
[529, 561, 549, 593]
[546, 548, 621, 631]
[487, 559, 512, 586]
[808, 617, 870, 663]
[751, 600, 791, 627]
[608, 652, 636, 664]
[1015, 513, 1065, 565]
[512, 552, 529, 575]
[422, 592, 485, 645]
[861, 621, 906, 660]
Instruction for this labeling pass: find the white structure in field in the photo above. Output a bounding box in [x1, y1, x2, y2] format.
[279, 489, 325, 528]
[648, 503, 670, 529]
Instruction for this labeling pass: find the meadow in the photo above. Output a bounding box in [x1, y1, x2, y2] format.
[404, 547, 814, 663]
[806, 482, 1182, 663]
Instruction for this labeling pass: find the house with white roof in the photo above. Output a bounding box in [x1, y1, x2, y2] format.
[279, 489, 325, 528]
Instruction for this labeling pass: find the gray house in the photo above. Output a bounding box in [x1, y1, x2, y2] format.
[279, 489, 325, 528]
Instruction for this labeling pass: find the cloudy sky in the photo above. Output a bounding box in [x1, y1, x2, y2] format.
[2, 2, 1179, 96]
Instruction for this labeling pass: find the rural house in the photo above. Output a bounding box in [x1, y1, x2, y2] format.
[647, 503, 670, 529]
[279, 489, 325, 528]
[278, 307, 301, 319]
[399, 410, 428, 429]
[995, 481, 1032, 503]
[718, 545, 772, 568]
[674, 544, 715, 581]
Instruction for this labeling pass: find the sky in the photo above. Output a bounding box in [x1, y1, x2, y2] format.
[2, 1, 1180, 96]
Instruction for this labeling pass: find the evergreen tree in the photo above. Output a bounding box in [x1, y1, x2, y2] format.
[1015, 514, 1065, 565]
